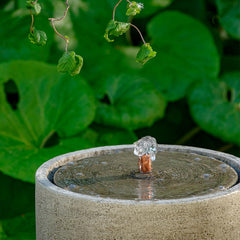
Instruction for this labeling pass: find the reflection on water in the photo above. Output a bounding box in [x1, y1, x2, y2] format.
[136, 180, 155, 200]
[54, 151, 238, 200]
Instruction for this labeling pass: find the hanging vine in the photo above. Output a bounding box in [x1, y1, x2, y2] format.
[26, 0, 47, 46]
[26, 0, 83, 76]
[25, 0, 153, 75]
[104, 0, 157, 64]
[48, 0, 83, 76]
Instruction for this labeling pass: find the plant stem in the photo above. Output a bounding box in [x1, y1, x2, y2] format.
[40, 130, 55, 149]
[175, 126, 201, 145]
[113, 0, 123, 21]
[217, 143, 234, 153]
[112, 0, 146, 45]
[29, 1, 38, 33]
[14, 0, 18, 10]
[126, 16, 133, 45]
[49, 19, 69, 52]
[30, 11, 34, 33]
[49, 0, 70, 52]
[129, 23, 146, 44]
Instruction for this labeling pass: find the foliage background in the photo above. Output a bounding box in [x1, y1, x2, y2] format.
[0, 0, 240, 238]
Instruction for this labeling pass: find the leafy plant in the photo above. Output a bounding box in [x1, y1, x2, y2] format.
[48, 0, 83, 76]
[189, 72, 240, 145]
[216, 0, 240, 39]
[95, 74, 166, 129]
[0, 212, 35, 239]
[104, 20, 130, 42]
[141, 10, 220, 101]
[0, 9, 53, 62]
[136, 43, 156, 64]
[57, 51, 83, 76]
[0, 61, 96, 182]
[28, 28, 47, 46]
[104, 0, 157, 64]
[26, 0, 47, 46]
[126, 1, 143, 16]
[25, 0, 83, 75]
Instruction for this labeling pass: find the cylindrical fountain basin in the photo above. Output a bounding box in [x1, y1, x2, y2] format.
[36, 145, 240, 240]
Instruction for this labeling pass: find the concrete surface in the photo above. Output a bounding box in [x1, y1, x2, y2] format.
[36, 145, 240, 240]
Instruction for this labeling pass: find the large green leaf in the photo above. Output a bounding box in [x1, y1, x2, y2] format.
[136, 99, 196, 144]
[0, 61, 96, 182]
[188, 72, 240, 145]
[91, 124, 138, 146]
[70, 0, 113, 50]
[0, 9, 53, 63]
[141, 11, 220, 101]
[0, 212, 35, 240]
[216, 0, 240, 39]
[95, 74, 166, 130]
[81, 47, 142, 98]
[0, 172, 34, 220]
[134, 0, 174, 17]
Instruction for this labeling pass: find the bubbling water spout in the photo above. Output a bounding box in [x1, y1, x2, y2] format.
[133, 136, 157, 173]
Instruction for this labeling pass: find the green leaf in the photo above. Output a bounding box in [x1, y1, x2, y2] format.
[107, 0, 130, 22]
[135, 99, 196, 144]
[216, 0, 240, 39]
[126, 1, 143, 16]
[0, 61, 96, 182]
[188, 72, 240, 146]
[131, 0, 174, 18]
[28, 28, 47, 46]
[151, 0, 173, 7]
[0, 212, 35, 240]
[136, 43, 157, 65]
[91, 124, 137, 146]
[141, 11, 220, 101]
[57, 51, 83, 76]
[104, 20, 130, 42]
[82, 46, 142, 98]
[95, 74, 166, 130]
[0, 172, 34, 219]
[104, 20, 116, 43]
[71, 0, 115, 47]
[26, 1, 41, 15]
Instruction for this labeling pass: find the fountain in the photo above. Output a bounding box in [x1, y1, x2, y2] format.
[36, 137, 240, 239]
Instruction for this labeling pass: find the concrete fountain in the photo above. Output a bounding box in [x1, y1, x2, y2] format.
[35, 136, 240, 239]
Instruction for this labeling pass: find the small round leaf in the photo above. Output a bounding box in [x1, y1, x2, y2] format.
[104, 20, 130, 42]
[26, 1, 41, 15]
[28, 28, 47, 46]
[136, 43, 157, 65]
[126, 1, 143, 16]
[57, 51, 83, 76]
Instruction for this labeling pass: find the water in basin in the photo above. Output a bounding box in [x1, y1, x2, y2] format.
[53, 150, 238, 200]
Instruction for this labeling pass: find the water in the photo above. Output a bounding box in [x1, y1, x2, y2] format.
[134, 136, 157, 160]
[53, 150, 238, 200]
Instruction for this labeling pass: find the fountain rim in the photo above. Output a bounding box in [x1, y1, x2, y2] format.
[36, 144, 240, 205]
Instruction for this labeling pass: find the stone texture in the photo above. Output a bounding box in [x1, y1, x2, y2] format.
[36, 145, 240, 240]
